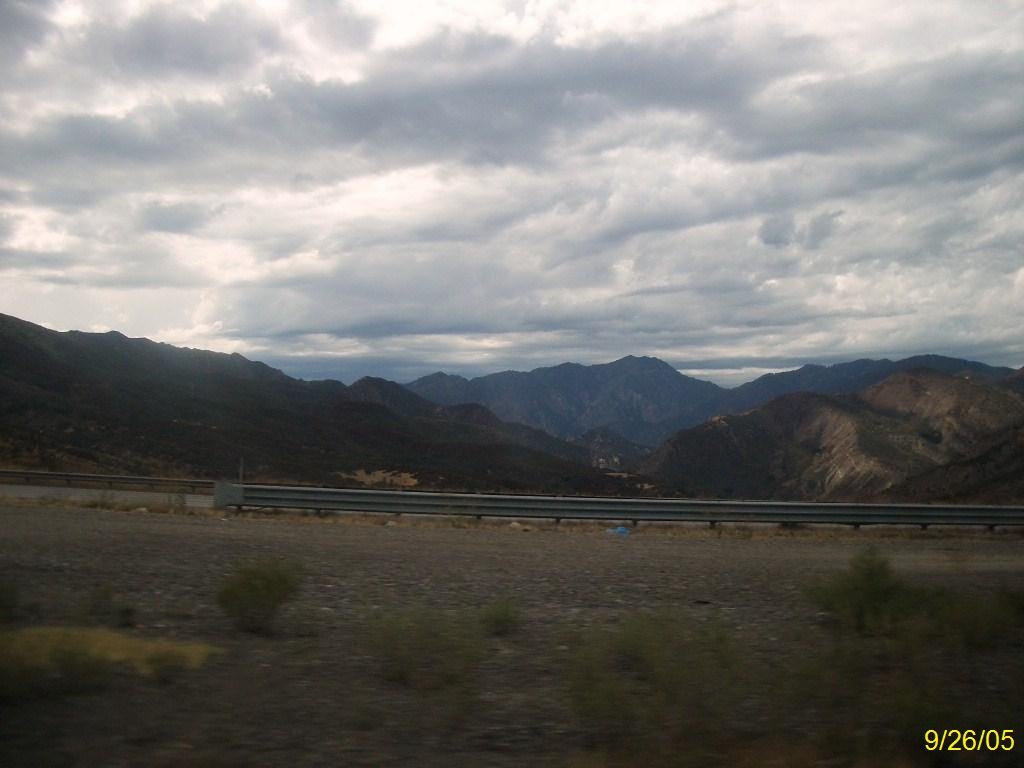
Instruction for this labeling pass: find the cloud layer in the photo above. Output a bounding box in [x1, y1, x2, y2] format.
[2, 1, 1022, 384]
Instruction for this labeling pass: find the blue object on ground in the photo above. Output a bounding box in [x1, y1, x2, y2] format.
[606, 525, 630, 536]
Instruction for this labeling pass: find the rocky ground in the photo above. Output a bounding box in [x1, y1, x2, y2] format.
[1, 503, 1022, 767]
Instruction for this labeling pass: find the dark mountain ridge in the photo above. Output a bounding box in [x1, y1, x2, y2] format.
[407, 355, 723, 446]
[0, 313, 631, 494]
[406, 354, 1017, 447]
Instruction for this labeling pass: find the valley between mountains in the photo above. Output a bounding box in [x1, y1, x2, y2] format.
[2, 312, 1022, 503]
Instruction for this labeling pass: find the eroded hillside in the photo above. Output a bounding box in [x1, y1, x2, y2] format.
[642, 370, 1024, 502]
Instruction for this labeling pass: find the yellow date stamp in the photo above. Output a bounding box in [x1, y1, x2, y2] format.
[925, 729, 1015, 752]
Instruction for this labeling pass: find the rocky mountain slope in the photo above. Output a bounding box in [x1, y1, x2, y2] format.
[345, 376, 590, 466]
[569, 426, 652, 471]
[723, 355, 1015, 413]
[407, 355, 1016, 447]
[0, 313, 632, 494]
[641, 369, 1024, 502]
[1003, 366, 1024, 395]
[406, 356, 724, 446]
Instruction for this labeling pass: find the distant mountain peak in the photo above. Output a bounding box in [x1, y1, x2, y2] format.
[406, 354, 723, 446]
[415, 371, 469, 383]
[608, 354, 672, 368]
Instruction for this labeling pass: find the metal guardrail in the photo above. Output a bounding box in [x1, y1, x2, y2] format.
[4, 469, 1020, 527]
[213, 483, 1024, 528]
[0, 469, 214, 494]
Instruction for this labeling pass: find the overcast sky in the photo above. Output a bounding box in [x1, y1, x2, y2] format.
[1, 1, 1022, 386]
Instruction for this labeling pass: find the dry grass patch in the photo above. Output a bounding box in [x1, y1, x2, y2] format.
[0, 626, 219, 698]
[337, 469, 419, 488]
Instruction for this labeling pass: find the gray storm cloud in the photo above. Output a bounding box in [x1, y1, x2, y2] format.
[0, 1, 1021, 382]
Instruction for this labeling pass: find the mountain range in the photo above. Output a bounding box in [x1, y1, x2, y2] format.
[0, 313, 631, 494]
[641, 370, 1024, 503]
[2, 311, 1022, 502]
[406, 355, 1016, 446]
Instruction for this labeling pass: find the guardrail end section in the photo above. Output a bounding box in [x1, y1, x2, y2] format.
[213, 482, 244, 509]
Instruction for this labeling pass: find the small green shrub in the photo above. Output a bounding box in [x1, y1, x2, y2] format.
[810, 549, 1024, 648]
[217, 559, 303, 634]
[565, 611, 738, 757]
[801, 549, 1024, 761]
[789, 633, 957, 760]
[480, 597, 523, 637]
[807, 548, 928, 634]
[367, 607, 483, 693]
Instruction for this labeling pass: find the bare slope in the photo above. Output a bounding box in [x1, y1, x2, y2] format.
[641, 369, 1024, 502]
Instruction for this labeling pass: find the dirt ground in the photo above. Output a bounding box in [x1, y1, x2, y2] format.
[1, 503, 1022, 767]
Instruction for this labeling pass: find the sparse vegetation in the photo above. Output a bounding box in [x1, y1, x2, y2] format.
[0, 627, 217, 699]
[217, 559, 304, 634]
[367, 607, 483, 693]
[4, 499, 1022, 766]
[809, 547, 1024, 647]
[480, 597, 523, 637]
[565, 611, 738, 761]
[807, 547, 924, 634]
[364, 606, 486, 731]
[800, 549, 1024, 761]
